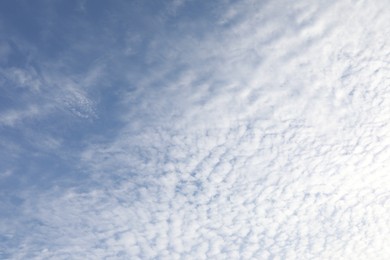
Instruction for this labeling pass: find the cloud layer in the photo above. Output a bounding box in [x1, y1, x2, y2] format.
[1, 0, 389, 259]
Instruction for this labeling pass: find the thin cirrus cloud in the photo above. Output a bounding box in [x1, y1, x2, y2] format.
[0, 0, 389, 259]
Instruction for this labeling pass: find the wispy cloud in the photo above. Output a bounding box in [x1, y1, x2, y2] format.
[1, 0, 389, 259]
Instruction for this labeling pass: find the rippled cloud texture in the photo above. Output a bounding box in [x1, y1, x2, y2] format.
[1, 0, 389, 259]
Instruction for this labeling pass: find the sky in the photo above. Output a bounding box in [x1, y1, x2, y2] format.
[0, 0, 389, 259]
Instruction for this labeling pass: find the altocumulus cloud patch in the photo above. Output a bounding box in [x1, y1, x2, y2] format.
[0, 0, 389, 259]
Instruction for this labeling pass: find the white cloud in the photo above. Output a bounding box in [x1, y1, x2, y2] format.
[0, 65, 99, 128]
[1, 0, 390, 259]
[0, 105, 41, 127]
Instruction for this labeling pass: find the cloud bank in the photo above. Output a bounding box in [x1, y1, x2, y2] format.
[0, 0, 389, 259]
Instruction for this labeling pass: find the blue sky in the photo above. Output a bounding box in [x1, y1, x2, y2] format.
[1, 0, 390, 259]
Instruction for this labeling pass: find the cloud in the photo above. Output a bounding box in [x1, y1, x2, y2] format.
[1, 0, 390, 259]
